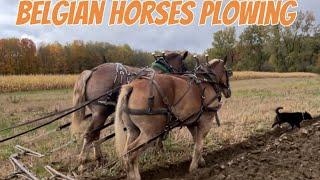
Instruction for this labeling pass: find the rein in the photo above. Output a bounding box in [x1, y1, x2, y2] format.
[0, 86, 121, 144]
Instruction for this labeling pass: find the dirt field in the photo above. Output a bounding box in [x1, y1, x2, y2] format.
[0, 76, 319, 179]
[140, 119, 320, 180]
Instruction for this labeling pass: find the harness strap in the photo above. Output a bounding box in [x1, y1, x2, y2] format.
[172, 79, 193, 107]
[204, 93, 221, 109]
[140, 73, 171, 108]
[114, 63, 129, 85]
[124, 108, 169, 115]
[124, 67, 224, 128]
[125, 69, 173, 117]
[97, 63, 129, 107]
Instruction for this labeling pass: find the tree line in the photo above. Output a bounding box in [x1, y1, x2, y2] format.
[0, 11, 319, 75]
[0, 39, 154, 75]
[207, 11, 320, 73]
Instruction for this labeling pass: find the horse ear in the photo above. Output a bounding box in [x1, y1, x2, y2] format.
[209, 59, 221, 68]
[223, 55, 228, 65]
[182, 51, 189, 61]
[103, 55, 107, 63]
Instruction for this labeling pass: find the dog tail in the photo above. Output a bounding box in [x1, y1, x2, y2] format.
[275, 107, 283, 114]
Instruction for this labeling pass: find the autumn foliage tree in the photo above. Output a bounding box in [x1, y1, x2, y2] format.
[1, 11, 320, 75]
[0, 38, 37, 74]
[207, 11, 320, 73]
[0, 39, 154, 75]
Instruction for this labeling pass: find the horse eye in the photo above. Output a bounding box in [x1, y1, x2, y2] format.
[227, 71, 233, 77]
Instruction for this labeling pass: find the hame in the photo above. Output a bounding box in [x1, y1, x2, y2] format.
[16, 0, 106, 26]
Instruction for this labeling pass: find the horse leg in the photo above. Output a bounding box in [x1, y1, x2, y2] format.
[125, 132, 151, 180]
[187, 125, 205, 168]
[78, 137, 90, 165]
[91, 107, 115, 162]
[126, 151, 141, 180]
[188, 115, 213, 172]
[79, 106, 114, 164]
[124, 127, 141, 180]
[123, 114, 166, 179]
[79, 113, 106, 167]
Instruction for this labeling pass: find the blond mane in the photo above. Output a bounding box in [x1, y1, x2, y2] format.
[208, 59, 224, 65]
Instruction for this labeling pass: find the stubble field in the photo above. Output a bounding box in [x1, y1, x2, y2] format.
[0, 74, 319, 179]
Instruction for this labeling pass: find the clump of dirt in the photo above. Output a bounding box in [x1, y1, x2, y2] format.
[139, 119, 320, 180]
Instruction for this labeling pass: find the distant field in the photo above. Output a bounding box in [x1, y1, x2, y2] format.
[232, 71, 318, 80]
[0, 75, 77, 93]
[0, 72, 318, 93]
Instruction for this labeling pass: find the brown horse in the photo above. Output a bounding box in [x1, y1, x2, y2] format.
[115, 59, 231, 180]
[71, 51, 188, 163]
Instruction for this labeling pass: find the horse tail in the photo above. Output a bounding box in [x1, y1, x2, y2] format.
[71, 70, 93, 138]
[115, 85, 133, 157]
[275, 107, 283, 114]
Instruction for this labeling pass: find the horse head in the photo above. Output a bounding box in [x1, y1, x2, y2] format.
[207, 58, 232, 98]
[194, 56, 232, 99]
[153, 51, 188, 73]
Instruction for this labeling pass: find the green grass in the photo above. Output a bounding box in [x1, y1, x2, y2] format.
[234, 89, 280, 98]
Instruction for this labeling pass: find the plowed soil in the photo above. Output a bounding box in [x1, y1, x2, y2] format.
[139, 119, 320, 180]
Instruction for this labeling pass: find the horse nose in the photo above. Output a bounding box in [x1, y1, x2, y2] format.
[225, 89, 231, 98]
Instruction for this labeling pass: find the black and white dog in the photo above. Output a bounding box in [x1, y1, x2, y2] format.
[272, 107, 313, 129]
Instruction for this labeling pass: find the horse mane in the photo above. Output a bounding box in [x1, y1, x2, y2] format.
[208, 59, 223, 65]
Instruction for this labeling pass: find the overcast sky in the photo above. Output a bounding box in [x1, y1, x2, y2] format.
[1, 0, 319, 53]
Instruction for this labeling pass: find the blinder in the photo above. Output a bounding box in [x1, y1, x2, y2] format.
[196, 63, 232, 96]
[226, 69, 233, 78]
[223, 68, 233, 89]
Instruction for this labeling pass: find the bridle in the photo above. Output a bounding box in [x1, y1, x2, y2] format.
[194, 63, 232, 96]
[221, 67, 233, 91]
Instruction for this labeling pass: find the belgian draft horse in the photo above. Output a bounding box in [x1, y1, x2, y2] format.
[115, 59, 231, 180]
[71, 51, 188, 163]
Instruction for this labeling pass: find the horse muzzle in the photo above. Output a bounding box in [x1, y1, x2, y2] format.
[222, 88, 231, 98]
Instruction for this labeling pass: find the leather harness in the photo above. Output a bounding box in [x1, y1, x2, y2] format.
[124, 66, 228, 128]
[97, 61, 185, 107]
